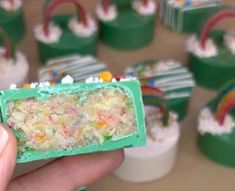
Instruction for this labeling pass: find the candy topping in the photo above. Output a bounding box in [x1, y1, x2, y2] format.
[99, 71, 113, 82]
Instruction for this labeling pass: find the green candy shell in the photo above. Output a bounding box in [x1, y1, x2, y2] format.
[37, 15, 97, 64]
[189, 30, 235, 90]
[0, 7, 25, 43]
[99, 9, 156, 50]
[0, 80, 146, 163]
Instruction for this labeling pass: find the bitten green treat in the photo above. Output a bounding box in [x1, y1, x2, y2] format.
[34, 0, 97, 64]
[197, 80, 235, 167]
[0, 76, 146, 163]
[0, 0, 25, 43]
[124, 60, 195, 120]
[160, 0, 221, 34]
[187, 10, 235, 90]
[96, 0, 156, 50]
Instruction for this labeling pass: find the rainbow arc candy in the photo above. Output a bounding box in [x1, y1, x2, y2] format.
[141, 85, 170, 126]
[214, 82, 235, 125]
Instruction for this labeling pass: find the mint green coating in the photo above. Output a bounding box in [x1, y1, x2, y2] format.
[0, 7, 25, 43]
[0, 80, 146, 163]
[190, 30, 235, 90]
[198, 101, 235, 167]
[37, 15, 97, 64]
[99, 8, 156, 50]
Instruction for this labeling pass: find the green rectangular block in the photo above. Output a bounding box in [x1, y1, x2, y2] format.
[0, 80, 146, 163]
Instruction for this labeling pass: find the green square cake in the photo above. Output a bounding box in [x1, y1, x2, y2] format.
[0, 79, 146, 163]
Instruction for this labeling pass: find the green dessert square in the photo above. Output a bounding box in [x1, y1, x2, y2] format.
[0, 80, 146, 163]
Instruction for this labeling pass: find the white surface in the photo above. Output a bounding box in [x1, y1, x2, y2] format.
[186, 35, 218, 58]
[114, 138, 179, 182]
[114, 106, 180, 182]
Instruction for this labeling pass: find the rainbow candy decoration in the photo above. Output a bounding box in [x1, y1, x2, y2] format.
[141, 85, 170, 126]
[141, 85, 165, 106]
[214, 82, 235, 125]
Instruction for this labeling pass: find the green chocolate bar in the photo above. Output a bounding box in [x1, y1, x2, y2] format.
[0, 80, 146, 163]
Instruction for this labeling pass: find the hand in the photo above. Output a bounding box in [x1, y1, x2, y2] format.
[0, 124, 124, 191]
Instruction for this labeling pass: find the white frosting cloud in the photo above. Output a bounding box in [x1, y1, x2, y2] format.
[224, 31, 235, 55]
[96, 3, 118, 22]
[0, 51, 29, 89]
[34, 22, 62, 44]
[0, 0, 22, 11]
[145, 106, 179, 143]
[68, 16, 97, 37]
[186, 35, 218, 58]
[132, 0, 157, 16]
[198, 108, 235, 135]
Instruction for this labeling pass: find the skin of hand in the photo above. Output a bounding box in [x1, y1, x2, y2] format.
[0, 123, 124, 191]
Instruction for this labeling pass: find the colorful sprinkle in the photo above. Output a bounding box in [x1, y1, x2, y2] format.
[99, 71, 113, 82]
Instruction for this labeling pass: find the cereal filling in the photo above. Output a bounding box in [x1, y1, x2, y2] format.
[7, 88, 136, 153]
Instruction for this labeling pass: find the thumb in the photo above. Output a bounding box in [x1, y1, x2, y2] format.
[0, 124, 17, 191]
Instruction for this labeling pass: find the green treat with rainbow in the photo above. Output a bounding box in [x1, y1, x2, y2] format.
[0, 0, 25, 43]
[35, 0, 97, 64]
[198, 80, 235, 167]
[96, 0, 156, 50]
[124, 60, 195, 120]
[0, 75, 146, 163]
[141, 85, 170, 126]
[187, 10, 235, 90]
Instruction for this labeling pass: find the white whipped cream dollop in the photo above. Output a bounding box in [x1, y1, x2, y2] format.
[68, 16, 97, 37]
[198, 108, 235, 135]
[34, 22, 62, 44]
[186, 35, 218, 58]
[132, 0, 157, 16]
[0, 0, 22, 11]
[96, 3, 118, 22]
[0, 51, 29, 89]
[224, 31, 235, 55]
[145, 106, 179, 143]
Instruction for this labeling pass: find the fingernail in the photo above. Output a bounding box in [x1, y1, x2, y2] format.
[0, 125, 9, 155]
